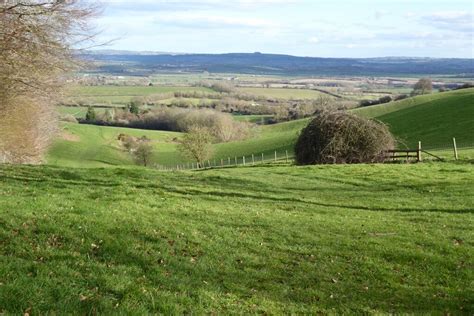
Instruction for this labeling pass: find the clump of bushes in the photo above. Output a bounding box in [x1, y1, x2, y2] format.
[294, 111, 395, 165]
[118, 134, 154, 166]
[89, 107, 254, 143]
[359, 95, 392, 107]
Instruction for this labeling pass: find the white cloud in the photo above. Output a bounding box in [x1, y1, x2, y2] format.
[308, 37, 320, 44]
[374, 10, 389, 20]
[421, 11, 473, 33]
[154, 12, 278, 29]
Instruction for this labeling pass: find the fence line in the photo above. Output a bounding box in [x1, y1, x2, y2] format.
[152, 139, 473, 171]
[154, 150, 295, 171]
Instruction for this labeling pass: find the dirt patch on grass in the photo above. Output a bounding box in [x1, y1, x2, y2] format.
[62, 131, 80, 142]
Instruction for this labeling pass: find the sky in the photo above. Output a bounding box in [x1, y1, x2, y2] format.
[95, 0, 474, 58]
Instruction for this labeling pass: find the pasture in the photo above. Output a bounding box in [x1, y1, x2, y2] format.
[237, 87, 330, 99]
[0, 162, 472, 314]
[67, 85, 216, 105]
[49, 88, 474, 168]
[354, 88, 474, 149]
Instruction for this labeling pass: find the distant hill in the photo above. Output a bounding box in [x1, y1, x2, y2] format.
[82, 51, 474, 76]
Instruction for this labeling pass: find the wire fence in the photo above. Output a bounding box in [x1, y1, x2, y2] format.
[154, 150, 295, 171]
[153, 137, 473, 171]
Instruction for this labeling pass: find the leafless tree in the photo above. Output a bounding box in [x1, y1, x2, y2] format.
[412, 78, 433, 95]
[0, 0, 99, 163]
[133, 143, 154, 167]
[178, 127, 214, 167]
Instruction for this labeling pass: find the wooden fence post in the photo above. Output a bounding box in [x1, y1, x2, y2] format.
[228, 157, 231, 166]
[261, 153, 264, 163]
[221, 159, 223, 167]
[208, 160, 211, 168]
[235, 156, 237, 165]
[252, 154, 255, 165]
[274, 151, 277, 162]
[417, 141, 422, 162]
[285, 150, 289, 163]
[453, 138, 458, 160]
[243, 156, 246, 166]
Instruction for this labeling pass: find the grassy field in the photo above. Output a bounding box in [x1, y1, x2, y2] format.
[237, 87, 330, 99]
[232, 114, 273, 124]
[48, 88, 474, 167]
[354, 88, 474, 149]
[47, 124, 183, 168]
[0, 162, 473, 314]
[67, 85, 216, 105]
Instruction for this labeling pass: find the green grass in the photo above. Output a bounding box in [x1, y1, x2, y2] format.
[0, 162, 473, 314]
[47, 124, 183, 168]
[48, 89, 474, 168]
[46, 120, 309, 168]
[237, 87, 329, 99]
[354, 89, 474, 148]
[232, 114, 273, 124]
[68, 85, 216, 105]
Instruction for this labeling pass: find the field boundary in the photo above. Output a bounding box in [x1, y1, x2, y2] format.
[153, 138, 473, 171]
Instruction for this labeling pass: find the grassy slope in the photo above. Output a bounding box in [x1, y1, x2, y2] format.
[0, 163, 473, 314]
[47, 124, 183, 168]
[353, 88, 474, 148]
[47, 119, 310, 167]
[48, 89, 474, 167]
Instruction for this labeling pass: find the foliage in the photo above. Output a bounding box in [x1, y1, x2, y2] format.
[295, 111, 395, 165]
[359, 95, 393, 107]
[178, 127, 214, 166]
[92, 107, 254, 143]
[128, 103, 140, 115]
[85, 107, 97, 122]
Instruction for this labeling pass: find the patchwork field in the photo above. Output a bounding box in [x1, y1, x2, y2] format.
[0, 163, 473, 314]
[67, 85, 216, 105]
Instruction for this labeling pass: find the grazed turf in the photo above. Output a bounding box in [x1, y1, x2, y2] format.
[0, 162, 473, 314]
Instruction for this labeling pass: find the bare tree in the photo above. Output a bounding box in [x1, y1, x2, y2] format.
[412, 78, 433, 95]
[0, 0, 99, 163]
[133, 143, 154, 167]
[178, 127, 214, 168]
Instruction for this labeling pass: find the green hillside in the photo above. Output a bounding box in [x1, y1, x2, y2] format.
[48, 89, 474, 167]
[1, 163, 473, 314]
[47, 119, 310, 167]
[47, 124, 183, 168]
[353, 88, 474, 148]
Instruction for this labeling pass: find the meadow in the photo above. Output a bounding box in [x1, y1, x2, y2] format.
[0, 162, 473, 314]
[67, 85, 216, 105]
[49, 88, 474, 168]
[237, 87, 331, 99]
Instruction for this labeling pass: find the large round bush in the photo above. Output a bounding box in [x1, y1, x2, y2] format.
[295, 111, 395, 165]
